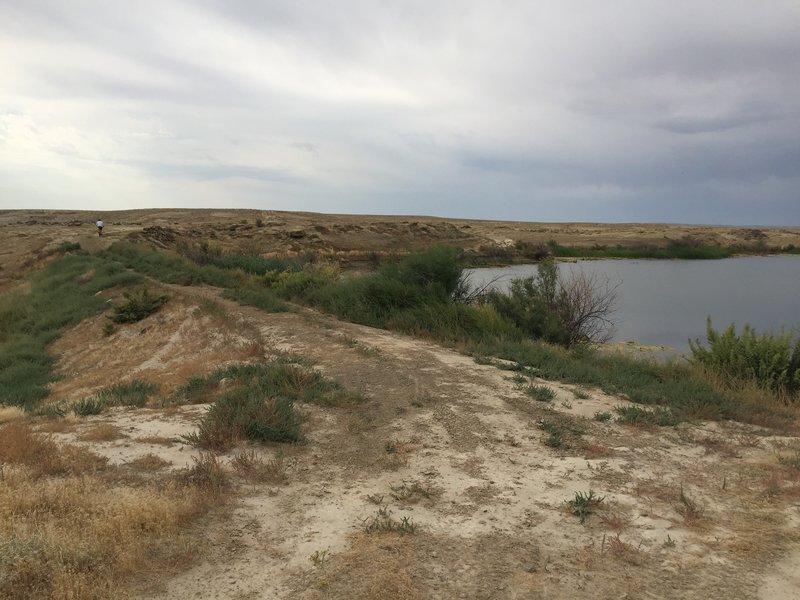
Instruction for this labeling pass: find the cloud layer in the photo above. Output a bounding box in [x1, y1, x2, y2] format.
[1, 0, 798, 224]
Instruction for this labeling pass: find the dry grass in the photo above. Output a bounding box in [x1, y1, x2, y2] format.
[0, 423, 229, 599]
[35, 418, 78, 434]
[128, 454, 172, 471]
[0, 406, 26, 423]
[603, 534, 648, 565]
[306, 535, 422, 600]
[78, 423, 126, 442]
[135, 435, 176, 446]
[231, 450, 289, 484]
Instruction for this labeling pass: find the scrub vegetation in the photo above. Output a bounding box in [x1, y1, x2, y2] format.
[4, 241, 794, 427]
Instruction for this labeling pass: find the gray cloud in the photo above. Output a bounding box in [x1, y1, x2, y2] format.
[0, 0, 798, 224]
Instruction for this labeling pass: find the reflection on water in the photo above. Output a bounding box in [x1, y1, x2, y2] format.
[466, 256, 800, 353]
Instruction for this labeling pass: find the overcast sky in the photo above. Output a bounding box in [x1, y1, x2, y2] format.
[1, 1, 798, 224]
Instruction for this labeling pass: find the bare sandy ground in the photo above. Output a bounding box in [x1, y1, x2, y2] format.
[34, 284, 800, 600]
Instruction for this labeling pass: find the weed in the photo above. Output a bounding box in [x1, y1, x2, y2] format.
[69, 397, 106, 416]
[127, 454, 171, 471]
[537, 415, 585, 449]
[309, 549, 330, 567]
[777, 450, 800, 470]
[231, 450, 289, 483]
[366, 494, 385, 505]
[568, 490, 605, 524]
[510, 373, 527, 384]
[664, 534, 676, 548]
[526, 384, 555, 402]
[177, 453, 229, 499]
[614, 405, 679, 427]
[78, 424, 125, 442]
[473, 356, 495, 366]
[110, 288, 168, 324]
[362, 507, 417, 534]
[593, 411, 612, 422]
[96, 380, 159, 408]
[573, 388, 591, 399]
[390, 481, 436, 504]
[675, 485, 705, 524]
[102, 322, 116, 337]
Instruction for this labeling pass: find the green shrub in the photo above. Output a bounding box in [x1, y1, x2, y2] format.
[614, 405, 679, 427]
[181, 359, 361, 450]
[526, 384, 555, 402]
[110, 288, 168, 324]
[96, 380, 159, 407]
[69, 397, 106, 416]
[689, 319, 800, 393]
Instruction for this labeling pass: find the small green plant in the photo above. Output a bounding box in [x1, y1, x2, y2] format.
[69, 397, 106, 416]
[110, 288, 168, 324]
[231, 450, 289, 483]
[473, 356, 495, 366]
[309, 549, 330, 567]
[362, 507, 417, 534]
[390, 481, 435, 504]
[593, 411, 612, 422]
[675, 485, 705, 523]
[537, 416, 584, 449]
[614, 405, 679, 427]
[510, 374, 527, 385]
[96, 380, 159, 407]
[573, 388, 591, 400]
[663, 534, 676, 548]
[568, 490, 604, 524]
[777, 450, 800, 470]
[526, 384, 555, 402]
[365, 494, 385, 505]
[102, 322, 116, 337]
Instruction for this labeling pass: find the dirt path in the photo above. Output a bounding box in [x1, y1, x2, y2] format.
[42, 286, 800, 599]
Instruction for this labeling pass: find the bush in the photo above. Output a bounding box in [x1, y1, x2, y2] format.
[110, 288, 168, 324]
[689, 319, 800, 394]
[485, 260, 617, 345]
[181, 359, 361, 450]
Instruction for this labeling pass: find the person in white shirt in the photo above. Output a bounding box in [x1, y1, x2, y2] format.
[96, 220, 104, 236]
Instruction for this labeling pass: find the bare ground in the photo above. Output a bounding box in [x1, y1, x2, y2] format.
[34, 283, 800, 600]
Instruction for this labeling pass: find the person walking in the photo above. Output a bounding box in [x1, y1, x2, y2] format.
[96, 219, 104, 236]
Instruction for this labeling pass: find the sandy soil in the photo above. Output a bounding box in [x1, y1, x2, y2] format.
[31, 283, 800, 600]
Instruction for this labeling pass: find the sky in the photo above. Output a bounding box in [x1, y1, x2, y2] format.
[1, 0, 798, 224]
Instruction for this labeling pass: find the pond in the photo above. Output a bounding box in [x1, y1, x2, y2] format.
[465, 256, 800, 353]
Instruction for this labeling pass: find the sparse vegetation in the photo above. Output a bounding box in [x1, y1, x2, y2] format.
[568, 490, 605, 524]
[0, 421, 231, 599]
[361, 506, 417, 534]
[614, 405, 680, 427]
[526, 384, 556, 402]
[593, 411, 612, 422]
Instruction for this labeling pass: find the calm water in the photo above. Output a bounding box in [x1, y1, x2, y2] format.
[466, 256, 800, 352]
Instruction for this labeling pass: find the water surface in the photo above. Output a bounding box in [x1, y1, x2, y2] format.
[466, 256, 800, 352]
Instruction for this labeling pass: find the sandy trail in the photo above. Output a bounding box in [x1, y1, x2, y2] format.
[40, 285, 800, 599]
